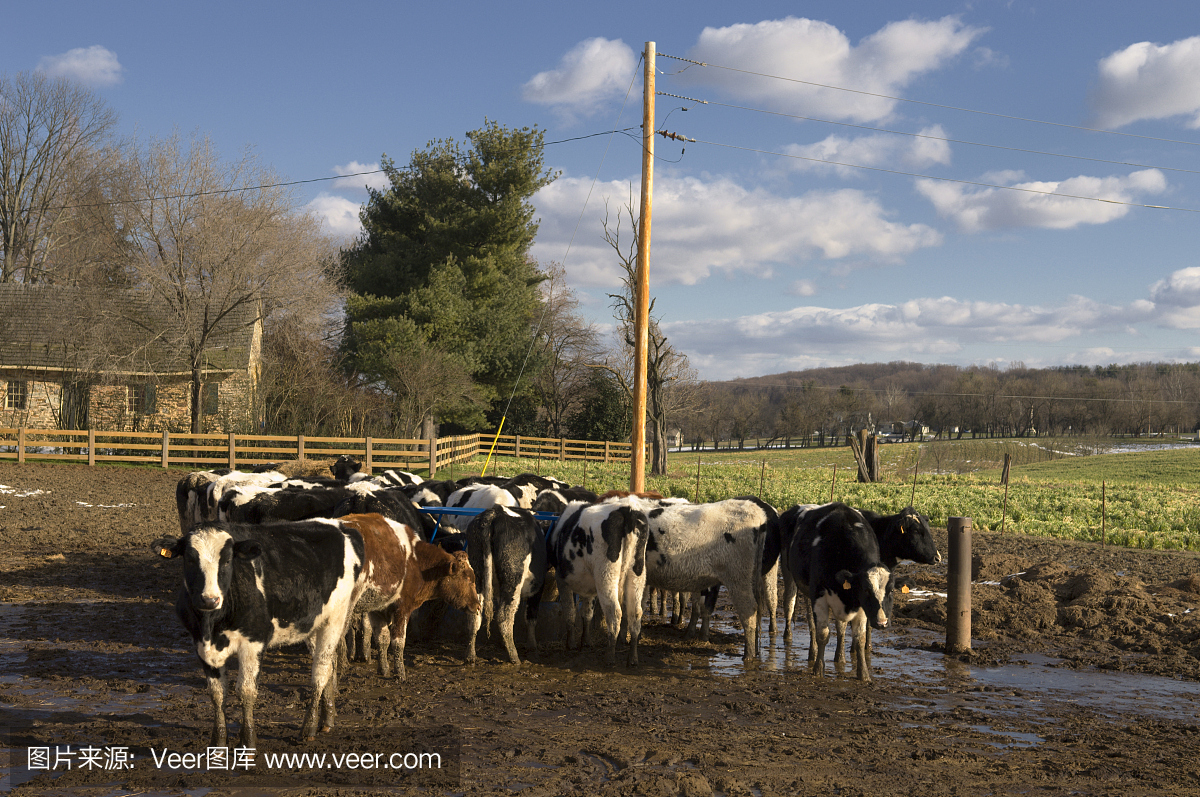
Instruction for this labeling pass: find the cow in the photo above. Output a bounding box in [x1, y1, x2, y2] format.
[174, 469, 229, 533]
[330, 482, 438, 540]
[547, 501, 649, 666]
[330, 455, 362, 481]
[202, 469, 287, 525]
[784, 502, 896, 682]
[443, 483, 519, 531]
[336, 514, 479, 680]
[500, 473, 571, 508]
[463, 505, 548, 665]
[354, 469, 425, 489]
[780, 503, 940, 660]
[151, 519, 368, 747]
[217, 483, 345, 525]
[611, 495, 767, 662]
[404, 479, 458, 507]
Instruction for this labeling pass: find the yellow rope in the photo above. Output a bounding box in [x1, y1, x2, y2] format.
[480, 416, 506, 476]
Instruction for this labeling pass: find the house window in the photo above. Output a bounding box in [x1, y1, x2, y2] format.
[202, 382, 219, 415]
[128, 384, 156, 415]
[5, 381, 27, 410]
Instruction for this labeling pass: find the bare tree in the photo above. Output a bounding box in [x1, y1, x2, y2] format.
[115, 131, 341, 432]
[0, 71, 118, 284]
[597, 199, 697, 475]
[532, 262, 602, 437]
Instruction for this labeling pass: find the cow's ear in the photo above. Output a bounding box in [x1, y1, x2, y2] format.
[152, 537, 184, 559]
[233, 540, 263, 560]
[836, 569, 853, 590]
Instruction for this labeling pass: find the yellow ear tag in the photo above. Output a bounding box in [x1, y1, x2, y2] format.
[159, 548, 172, 558]
[842, 580, 851, 590]
[902, 585, 910, 593]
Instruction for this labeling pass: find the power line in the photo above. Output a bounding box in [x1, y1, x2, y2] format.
[692, 99, 1200, 177]
[687, 135, 1198, 213]
[658, 52, 1200, 149]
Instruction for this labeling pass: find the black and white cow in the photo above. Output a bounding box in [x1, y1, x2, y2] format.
[330, 455, 362, 481]
[201, 469, 287, 525]
[615, 496, 769, 661]
[352, 469, 425, 489]
[152, 519, 367, 746]
[780, 503, 940, 658]
[444, 483, 520, 531]
[464, 505, 548, 665]
[175, 469, 230, 534]
[500, 473, 571, 508]
[784, 502, 895, 682]
[403, 479, 458, 507]
[547, 501, 649, 666]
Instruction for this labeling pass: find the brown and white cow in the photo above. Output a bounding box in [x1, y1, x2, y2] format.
[336, 514, 480, 680]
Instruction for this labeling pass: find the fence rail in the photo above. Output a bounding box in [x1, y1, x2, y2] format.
[0, 428, 633, 473]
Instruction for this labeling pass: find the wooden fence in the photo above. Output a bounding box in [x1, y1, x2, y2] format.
[0, 428, 634, 474]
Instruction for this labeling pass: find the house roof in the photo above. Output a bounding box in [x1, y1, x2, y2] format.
[0, 283, 259, 380]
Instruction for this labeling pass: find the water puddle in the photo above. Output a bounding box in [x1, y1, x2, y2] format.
[696, 614, 1200, 725]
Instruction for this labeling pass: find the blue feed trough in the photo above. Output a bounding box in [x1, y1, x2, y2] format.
[417, 506, 560, 540]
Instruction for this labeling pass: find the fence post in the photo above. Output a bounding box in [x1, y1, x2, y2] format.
[515, 434, 521, 458]
[228, 432, 236, 470]
[162, 430, 170, 468]
[428, 435, 438, 477]
[604, 440, 610, 464]
[298, 434, 305, 462]
[17, 427, 24, 464]
[946, 517, 973, 655]
[88, 429, 96, 467]
[365, 437, 373, 474]
[559, 436, 566, 462]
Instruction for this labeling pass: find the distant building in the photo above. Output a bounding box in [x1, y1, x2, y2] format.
[0, 284, 262, 433]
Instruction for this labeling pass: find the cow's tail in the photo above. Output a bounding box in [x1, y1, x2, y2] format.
[751, 517, 767, 614]
[466, 508, 496, 639]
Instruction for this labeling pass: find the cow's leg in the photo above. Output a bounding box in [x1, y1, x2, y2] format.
[810, 601, 830, 677]
[760, 561, 779, 644]
[524, 588, 542, 660]
[833, 618, 848, 675]
[849, 611, 871, 683]
[466, 592, 484, 665]
[781, 571, 799, 645]
[361, 612, 375, 666]
[623, 573, 645, 667]
[560, 580, 578, 651]
[805, 597, 819, 665]
[497, 577, 523, 665]
[683, 593, 703, 639]
[372, 611, 392, 677]
[596, 571, 624, 667]
[204, 663, 227, 748]
[698, 586, 719, 643]
[575, 594, 596, 650]
[728, 585, 760, 662]
[235, 648, 262, 749]
[301, 626, 341, 741]
[387, 613, 410, 681]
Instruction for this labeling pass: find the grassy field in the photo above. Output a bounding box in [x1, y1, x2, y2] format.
[465, 437, 1200, 552]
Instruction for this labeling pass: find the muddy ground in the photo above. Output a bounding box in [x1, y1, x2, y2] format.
[2, 460, 1200, 796]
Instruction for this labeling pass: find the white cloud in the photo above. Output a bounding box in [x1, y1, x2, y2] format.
[680, 16, 983, 122]
[522, 38, 638, 119]
[788, 280, 817, 297]
[784, 125, 951, 177]
[332, 161, 390, 193]
[307, 193, 362, 239]
[1092, 36, 1200, 128]
[916, 169, 1167, 232]
[663, 294, 1156, 379]
[1150, 267, 1200, 328]
[531, 174, 941, 288]
[37, 46, 124, 87]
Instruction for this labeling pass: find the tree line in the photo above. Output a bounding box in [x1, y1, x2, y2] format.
[677, 360, 1200, 450]
[1, 71, 697, 469]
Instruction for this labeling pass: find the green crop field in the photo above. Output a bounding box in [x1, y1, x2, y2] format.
[465, 437, 1200, 552]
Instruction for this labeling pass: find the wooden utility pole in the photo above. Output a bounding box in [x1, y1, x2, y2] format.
[630, 41, 655, 492]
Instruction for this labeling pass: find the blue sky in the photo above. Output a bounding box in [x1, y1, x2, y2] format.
[8, 1, 1200, 380]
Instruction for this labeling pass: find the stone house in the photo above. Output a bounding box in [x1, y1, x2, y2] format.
[0, 284, 262, 433]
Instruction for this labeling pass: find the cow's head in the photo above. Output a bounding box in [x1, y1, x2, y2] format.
[331, 454, 362, 481]
[899, 507, 941, 565]
[432, 550, 480, 614]
[838, 565, 895, 630]
[152, 529, 262, 613]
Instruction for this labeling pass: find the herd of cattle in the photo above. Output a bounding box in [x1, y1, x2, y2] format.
[152, 456, 941, 746]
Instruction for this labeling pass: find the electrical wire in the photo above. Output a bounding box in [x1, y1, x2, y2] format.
[657, 52, 1200, 149]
